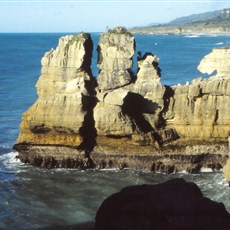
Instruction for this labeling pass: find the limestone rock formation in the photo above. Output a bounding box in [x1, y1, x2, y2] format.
[14, 33, 97, 161]
[95, 178, 230, 230]
[131, 53, 166, 142]
[94, 51, 167, 155]
[164, 76, 230, 142]
[198, 47, 230, 78]
[94, 28, 137, 154]
[97, 27, 135, 91]
[13, 28, 230, 174]
[133, 53, 163, 98]
[165, 47, 230, 143]
[223, 137, 230, 184]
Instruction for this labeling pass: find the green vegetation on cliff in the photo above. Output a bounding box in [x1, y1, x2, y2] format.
[130, 8, 230, 34]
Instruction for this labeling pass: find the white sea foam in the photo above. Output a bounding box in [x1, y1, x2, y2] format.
[185, 34, 200, 38]
[215, 42, 224, 45]
[200, 167, 213, 173]
[99, 168, 120, 172]
[0, 151, 23, 171]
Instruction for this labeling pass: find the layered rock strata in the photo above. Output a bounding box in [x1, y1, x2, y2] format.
[198, 47, 230, 77]
[14, 28, 230, 174]
[14, 33, 97, 165]
[164, 77, 230, 142]
[223, 137, 230, 184]
[97, 27, 135, 91]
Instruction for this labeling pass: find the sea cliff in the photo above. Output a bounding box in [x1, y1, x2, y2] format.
[14, 28, 230, 176]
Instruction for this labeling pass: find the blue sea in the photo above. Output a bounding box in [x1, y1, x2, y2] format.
[0, 33, 230, 229]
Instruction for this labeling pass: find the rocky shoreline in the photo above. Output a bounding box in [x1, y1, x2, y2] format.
[14, 27, 230, 179]
[130, 25, 230, 35]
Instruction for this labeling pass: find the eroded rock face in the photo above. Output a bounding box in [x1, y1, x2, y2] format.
[95, 178, 230, 230]
[198, 47, 230, 77]
[14, 33, 96, 153]
[164, 67, 230, 142]
[223, 137, 230, 183]
[131, 53, 166, 140]
[14, 29, 230, 174]
[161, 48, 230, 145]
[97, 27, 135, 91]
[94, 52, 167, 154]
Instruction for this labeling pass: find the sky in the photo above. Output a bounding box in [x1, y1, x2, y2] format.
[0, 0, 229, 32]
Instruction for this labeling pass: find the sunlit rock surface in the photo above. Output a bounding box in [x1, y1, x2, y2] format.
[97, 27, 135, 91]
[14, 29, 230, 174]
[223, 137, 230, 183]
[164, 76, 230, 142]
[198, 47, 230, 77]
[14, 33, 97, 164]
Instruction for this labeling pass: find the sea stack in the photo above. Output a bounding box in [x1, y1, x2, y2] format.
[14, 28, 230, 175]
[14, 33, 97, 168]
[97, 27, 135, 91]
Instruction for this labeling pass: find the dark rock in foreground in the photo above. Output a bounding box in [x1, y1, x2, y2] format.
[95, 178, 230, 230]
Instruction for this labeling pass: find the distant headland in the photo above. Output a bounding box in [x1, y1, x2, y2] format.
[130, 8, 230, 34]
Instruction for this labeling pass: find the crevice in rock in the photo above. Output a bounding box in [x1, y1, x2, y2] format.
[128, 69, 136, 84]
[130, 40, 137, 83]
[82, 34, 98, 94]
[97, 45, 103, 66]
[81, 34, 93, 72]
[78, 92, 98, 155]
[78, 35, 98, 156]
[160, 85, 175, 128]
[214, 109, 219, 124]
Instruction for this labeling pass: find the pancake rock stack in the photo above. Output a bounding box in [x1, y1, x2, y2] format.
[164, 77, 230, 142]
[93, 27, 136, 152]
[198, 47, 230, 78]
[97, 27, 135, 90]
[14, 28, 230, 176]
[163, 48, 230, 143]
[14, 33, 97, 167]
[94, 28, 167, 160]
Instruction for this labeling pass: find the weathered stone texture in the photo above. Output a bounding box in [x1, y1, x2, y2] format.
[97, 27, 135, 91]
[15, 33, 95, 148]
[223, 137, 230, 183]
[198, 47, 230, 77]
[14, 30, 230, 175]
[94, 52, 166, 153]
[164, 75, 230, 142]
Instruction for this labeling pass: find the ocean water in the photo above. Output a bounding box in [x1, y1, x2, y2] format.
[0, 33, 230, 229]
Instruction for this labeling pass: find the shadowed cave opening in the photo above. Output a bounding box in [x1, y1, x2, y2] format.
[121, 92, 163, 144]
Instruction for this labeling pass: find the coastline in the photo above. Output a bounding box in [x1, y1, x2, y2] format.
[15, 141, 229, 174]
[13, 28, 230, 181]
[130, 31, 230, 36]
